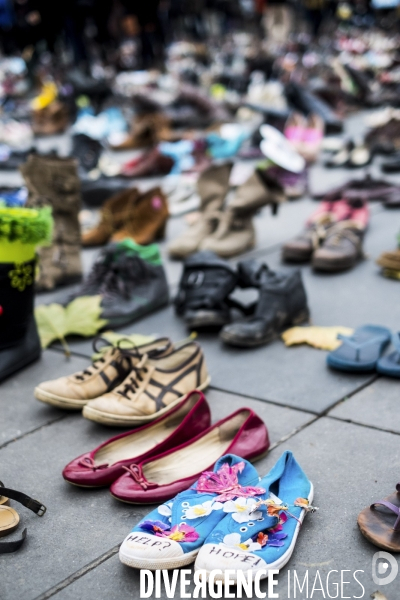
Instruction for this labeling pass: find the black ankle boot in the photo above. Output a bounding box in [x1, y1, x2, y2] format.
[0, 259, 41, 381]
[174, 251, 239, 329]
[220, 260, 310, 347]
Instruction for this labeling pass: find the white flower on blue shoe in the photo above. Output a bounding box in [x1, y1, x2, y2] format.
[223, 533, 262, 552]
[223, 497, 262, 523]
[185, 500, 224, 520]
[158, 502, 173, 520]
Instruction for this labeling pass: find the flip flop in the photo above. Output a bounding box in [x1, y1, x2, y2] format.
[0, 485, 46, 554]
[326, 325, 391, 372]
[377, 332, 400, 378]
[358, 484, 400, 552]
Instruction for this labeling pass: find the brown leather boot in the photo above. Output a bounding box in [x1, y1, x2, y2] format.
[32, 101, 69, 135]
[111, 187, 169, 245]
[111, 113, 171, 150]
[82, 188, 140, 247]
[20, 154, 82, 290]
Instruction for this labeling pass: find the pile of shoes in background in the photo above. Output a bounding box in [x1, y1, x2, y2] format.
[1, 3, 400, 379]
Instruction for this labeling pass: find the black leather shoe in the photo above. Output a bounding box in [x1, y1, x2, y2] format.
[174, 251, 239, 329]
[0, 260, 41, 381]
[220, 260, 310, 348]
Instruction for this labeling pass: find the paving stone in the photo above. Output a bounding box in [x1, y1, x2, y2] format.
[52, 417, 400, 600]
[0, 350, 89, 447]
[0, 391, 311, 600]
[329, 376, 400, 433]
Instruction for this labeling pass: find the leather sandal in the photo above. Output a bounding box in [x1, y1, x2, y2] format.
[358, 484, 400, 552]
[0, 483, 46, 554]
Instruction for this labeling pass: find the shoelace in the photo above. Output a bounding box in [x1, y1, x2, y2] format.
[116, 355, 149, 399]
[325, 223, 362, 248]
[122, 464, 158, 490]
[74, 337, 143, 381]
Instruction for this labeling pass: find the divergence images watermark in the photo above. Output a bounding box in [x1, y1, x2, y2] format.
[140, 569, 367, 598]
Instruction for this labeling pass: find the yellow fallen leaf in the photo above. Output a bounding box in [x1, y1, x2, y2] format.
[282, 326, 354, 351]
[371, 592, 388, 600]
[35, 295, 107, 355]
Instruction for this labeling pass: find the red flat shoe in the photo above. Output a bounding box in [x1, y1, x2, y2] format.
[110, 408, 269, 504]
[62, 391, 210, 488]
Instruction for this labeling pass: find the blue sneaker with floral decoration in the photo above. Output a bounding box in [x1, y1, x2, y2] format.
[119, 454, 266, 570]
[194, 451, 316, 581]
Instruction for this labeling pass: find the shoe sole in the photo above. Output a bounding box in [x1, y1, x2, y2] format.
[194, 484, 314, 582]
[312, 256, 359, 272]
[119, 546, 199, 570]
[34, 388, 88, 410]
[82, 376, 211, 426]
[220, 310, 310, 348]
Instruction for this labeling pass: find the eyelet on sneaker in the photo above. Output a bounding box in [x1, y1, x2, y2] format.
[240, 526, 248, 532]
[182, 502, 190, 507]
[248, 522, 255, 527]
[257, 517, 265, 522]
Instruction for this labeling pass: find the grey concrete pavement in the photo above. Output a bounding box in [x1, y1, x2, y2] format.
[2, 115, 400, 599]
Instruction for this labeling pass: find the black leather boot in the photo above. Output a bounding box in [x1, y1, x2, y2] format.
[0, 259, 41, 381]
[174, 251, 239, 329]
[220, 260, 310, 347]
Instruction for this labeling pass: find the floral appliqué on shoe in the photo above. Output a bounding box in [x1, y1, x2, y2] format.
[9, 262, 33, 292]
[194, 461, 266, 502]
[140, 521, 199, 543]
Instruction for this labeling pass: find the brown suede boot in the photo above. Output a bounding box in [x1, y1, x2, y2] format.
[111, 187, 169, 245]
[82, 188, 140, 247]
[168, 162, 232, 259]
[20, 154, 82, 290]
[111, 113, 171, 150]
[32, 101, 69, 136]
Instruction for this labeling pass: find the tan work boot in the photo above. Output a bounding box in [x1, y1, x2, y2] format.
[200, 209, 255, 258]
[21, 153, 82, 290]
[82, 342, 210, 426]
[198, 169, 285, 258]
[34, 337, 173, 410]
[168, 163, 232, 259]
[82, 188, 140, 247]
[111, 187, 169, 245]
[230, 170, 286, 216]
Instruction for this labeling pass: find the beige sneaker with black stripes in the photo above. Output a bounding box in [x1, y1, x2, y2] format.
[34, 338, 173, 410]
[82, 342, 211, 426]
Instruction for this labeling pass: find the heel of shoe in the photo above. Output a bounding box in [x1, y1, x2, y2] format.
[271, 202, 279, 216]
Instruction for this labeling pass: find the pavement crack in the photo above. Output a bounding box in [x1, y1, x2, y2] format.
[0, 415, 69, 451]
[33, 545, 120, 600]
